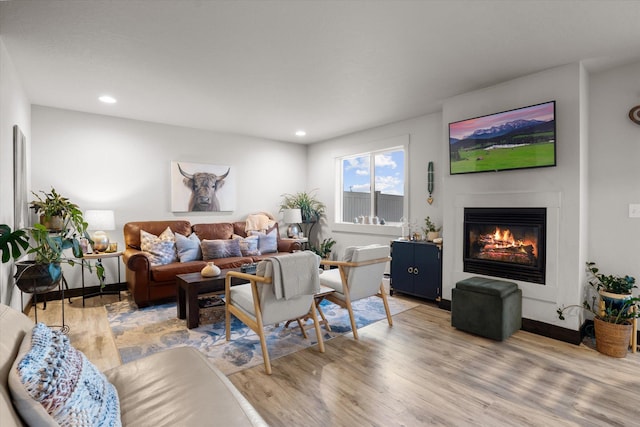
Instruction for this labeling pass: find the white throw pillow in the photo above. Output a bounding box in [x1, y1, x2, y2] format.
[140, 227, 178, 266]
[248, 228, 278, 254]
[175, 232, 202, 262]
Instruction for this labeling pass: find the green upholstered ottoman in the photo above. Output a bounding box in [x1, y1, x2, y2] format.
[451, 277, 522, 341]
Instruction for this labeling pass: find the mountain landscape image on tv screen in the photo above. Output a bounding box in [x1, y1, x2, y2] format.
[449, 101, 556, 175]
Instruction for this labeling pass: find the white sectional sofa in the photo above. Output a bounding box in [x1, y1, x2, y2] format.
[0, 303, 267, 426]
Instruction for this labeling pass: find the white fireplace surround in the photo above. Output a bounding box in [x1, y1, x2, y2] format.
[453, 191, 561, 304]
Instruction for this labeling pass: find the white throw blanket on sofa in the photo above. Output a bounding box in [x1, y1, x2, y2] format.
[245, 213, 273, 234]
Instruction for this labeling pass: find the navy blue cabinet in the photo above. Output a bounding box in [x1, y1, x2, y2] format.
[390, 240, 441, 300]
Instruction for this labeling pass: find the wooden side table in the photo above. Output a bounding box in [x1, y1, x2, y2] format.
[81, 251, 123, 307]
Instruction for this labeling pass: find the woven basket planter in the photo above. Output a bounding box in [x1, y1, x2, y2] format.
[594, 317, 632, 358]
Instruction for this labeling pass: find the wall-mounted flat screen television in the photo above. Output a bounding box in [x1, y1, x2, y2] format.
[449, 101, 556, 175]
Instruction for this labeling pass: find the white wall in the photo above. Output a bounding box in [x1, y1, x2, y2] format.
[0, 37, 31, 309]
[441, 63, 588, 330]
[307, 113, 443, 259]
[588, 60, 640, 291]
[31, 106, 307, 288]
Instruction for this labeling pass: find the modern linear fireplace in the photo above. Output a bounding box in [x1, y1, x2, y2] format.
[464, 207, 546, 284]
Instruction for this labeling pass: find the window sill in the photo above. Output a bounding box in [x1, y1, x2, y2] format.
[332, 222, 402, 237]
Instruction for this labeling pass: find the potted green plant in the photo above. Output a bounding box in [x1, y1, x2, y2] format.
[0, 189, 104, 293]
[557, 262, 638, 358]
[311, 238, 337, 260]
[279, 189, 326, 224]
[29, 188, 82, 230]
[422, 216, 441, 241]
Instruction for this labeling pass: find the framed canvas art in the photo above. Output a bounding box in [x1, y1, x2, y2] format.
[13, 125, 28, 229]
[171, 161, 236, 212]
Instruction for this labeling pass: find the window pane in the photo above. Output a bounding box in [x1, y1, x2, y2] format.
[374, 149, 404, 222]
[342, 155, 371, 221]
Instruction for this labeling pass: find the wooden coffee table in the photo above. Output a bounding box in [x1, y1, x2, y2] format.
[176, 268, 246, 329]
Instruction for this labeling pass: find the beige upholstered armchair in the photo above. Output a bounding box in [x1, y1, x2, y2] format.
[319, 245, 392, 340]
[225, 251, 325, 375]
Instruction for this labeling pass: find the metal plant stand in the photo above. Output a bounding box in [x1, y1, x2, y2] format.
[18, 268, 69, 334]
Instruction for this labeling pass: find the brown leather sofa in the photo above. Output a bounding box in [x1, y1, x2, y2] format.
[123, 220, 300, 307]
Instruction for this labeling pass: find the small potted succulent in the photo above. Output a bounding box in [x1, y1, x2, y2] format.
[422, 216, 441, 241]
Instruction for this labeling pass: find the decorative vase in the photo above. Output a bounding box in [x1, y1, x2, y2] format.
[92, 231, 110, 252]
[594, 317, 632, 358]
[427, 231, 440, 241]
[201, 262, 221, 277]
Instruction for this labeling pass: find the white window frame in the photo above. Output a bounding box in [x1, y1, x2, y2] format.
[333, 135, 409, 235]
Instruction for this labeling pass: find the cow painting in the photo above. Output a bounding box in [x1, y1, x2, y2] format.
[178, 163, 230, 211]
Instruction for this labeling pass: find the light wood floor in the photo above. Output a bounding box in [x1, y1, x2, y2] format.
[28, 294, 639, 427]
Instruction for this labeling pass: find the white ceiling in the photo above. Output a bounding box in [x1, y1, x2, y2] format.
[1, 1, 640, 144]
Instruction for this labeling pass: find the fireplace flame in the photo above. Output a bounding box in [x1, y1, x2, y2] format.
[483, 227, 538, 258]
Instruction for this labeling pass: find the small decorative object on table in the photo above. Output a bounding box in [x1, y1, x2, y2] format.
[201, 262, 221, 277]
[240, 262, 257, 274]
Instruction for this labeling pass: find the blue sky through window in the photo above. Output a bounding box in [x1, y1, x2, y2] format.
[343, 149, 404, 195]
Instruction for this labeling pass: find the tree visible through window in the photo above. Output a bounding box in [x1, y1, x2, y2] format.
[341, 147, 405, 223]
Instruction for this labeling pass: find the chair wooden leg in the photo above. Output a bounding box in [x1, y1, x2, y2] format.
[316, 299, 331, 331]
[380, 283, 393, 327]
[225, 307, 231, 341]
[345, 300, 359, 340]
[297, 318, 308, 339]
[256, 327, 272, 375]
[310, 303, 325, 353]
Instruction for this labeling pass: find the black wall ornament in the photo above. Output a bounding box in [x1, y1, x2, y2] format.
[427, 161, 434, 204]
[629, 105, 640, 125]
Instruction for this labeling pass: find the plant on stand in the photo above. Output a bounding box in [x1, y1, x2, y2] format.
[0, 188, 104, 294]
[279, 189, 326, 245]
[29, 188, 84, 231]
[557, 262, 638, 358]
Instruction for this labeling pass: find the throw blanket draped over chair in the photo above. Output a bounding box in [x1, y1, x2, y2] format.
[225, 251, 324, 374]
[261, 252, 320, 300]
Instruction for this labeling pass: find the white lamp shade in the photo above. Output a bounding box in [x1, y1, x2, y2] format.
[283, 208, 302, 224]
[84, 210, 116, 231]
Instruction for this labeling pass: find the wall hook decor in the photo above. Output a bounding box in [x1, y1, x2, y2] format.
[629, 105, 640, 125]
[427, 161, 434, 204]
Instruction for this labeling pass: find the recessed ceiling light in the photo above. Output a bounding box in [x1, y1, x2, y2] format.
[99, 95, 117, 104]
[295, 130, 306, 137]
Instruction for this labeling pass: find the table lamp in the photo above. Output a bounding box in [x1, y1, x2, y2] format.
[85, 210, 115, 252]
[283, 208, 302, 238]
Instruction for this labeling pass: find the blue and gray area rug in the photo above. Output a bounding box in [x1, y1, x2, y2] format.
[106, 296, 417, 375]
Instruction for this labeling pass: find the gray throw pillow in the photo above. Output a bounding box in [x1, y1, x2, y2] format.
[175, 232, 202, 262]
[249, 228, 278, 254]
[201, 239, 243, 260]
